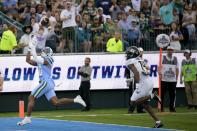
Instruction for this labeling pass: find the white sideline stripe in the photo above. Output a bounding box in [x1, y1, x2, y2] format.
[33, 112, 197, 117]
[33, 117, 182, 131]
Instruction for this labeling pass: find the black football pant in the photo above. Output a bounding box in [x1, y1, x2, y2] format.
[79, 81, 91, 110]
[161, 81, 177, 111]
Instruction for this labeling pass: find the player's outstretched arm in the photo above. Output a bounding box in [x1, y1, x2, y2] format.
[26, 51, 37, 66]
[128, 64, 140, 83]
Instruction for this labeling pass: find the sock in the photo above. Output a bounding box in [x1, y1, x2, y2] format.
[25, 116, 31, 119]
[73, 97, 78, 103]
[156, 121, 161, 124]
[150, 93, 154, 99]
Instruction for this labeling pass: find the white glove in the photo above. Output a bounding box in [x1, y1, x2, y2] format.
[29, 34, 38, 49]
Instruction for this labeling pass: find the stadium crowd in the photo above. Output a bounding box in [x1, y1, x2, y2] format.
[0, 0, 197, 53]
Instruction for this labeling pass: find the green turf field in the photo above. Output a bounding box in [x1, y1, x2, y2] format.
[0, 107, 196, 131]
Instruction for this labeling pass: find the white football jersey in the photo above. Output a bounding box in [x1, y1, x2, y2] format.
[126, 57, 148, 79]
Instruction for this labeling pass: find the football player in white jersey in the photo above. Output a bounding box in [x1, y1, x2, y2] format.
[125, 46, 163, 128]
[17, 35, 86, 126]
[0, 69, 4, 91]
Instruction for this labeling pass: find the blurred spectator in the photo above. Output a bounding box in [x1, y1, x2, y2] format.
[0, 24, 8, 37]
[76, 21, 92, 52]
[96, 0, 112, 15]
[20, 6, 41, 25]
[121, 1, 132, 13]
[118, 12, 130, 40]
[141, 0, 151, 18]
[60, 0, 77, 52]
[106, 32, 123, 52]
[127, 9, 139, 27]
[90, 16, 104, 52]
[127, 9, 139, 23]
[97, 7, 105, 24]
[83, 0, 97, 21]
[36, 3, 45, 17]
[139, 12, 149, 40]
[131, 0, 141, 12]
[127, 20, 141, 46]
[159, 0, 177, 26]
[172, 8, 179, 24]
[151, 0, 160, 19]
[182, 6, 196, 49]
[45, 27, 60, 53]
[104, 16, 116, 39]
[53, 0, 64, 12]
[74, 0, 84, 15]
[2, 0, 18, 20]
[76, 14, 82, 26]
[46, 10, 57, 31]
[19, 25, 33, 54]
[82, 11, 91, 24]
[169, 22, 184, 50]
[109, 0, 121, 20]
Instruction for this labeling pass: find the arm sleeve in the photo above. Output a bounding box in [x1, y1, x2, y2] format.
[125, 67, 130, 79]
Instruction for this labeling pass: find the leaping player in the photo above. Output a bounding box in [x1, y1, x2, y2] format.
[17, 35, 86, 126]
[125, 46, 163, 128]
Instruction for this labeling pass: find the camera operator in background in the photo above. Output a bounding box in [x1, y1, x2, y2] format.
[60, 0, 77, 52]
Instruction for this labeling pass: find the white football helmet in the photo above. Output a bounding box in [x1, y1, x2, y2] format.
[41, 47, 53, 57]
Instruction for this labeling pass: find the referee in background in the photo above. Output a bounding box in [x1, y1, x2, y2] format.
[78, 57, 92, 111]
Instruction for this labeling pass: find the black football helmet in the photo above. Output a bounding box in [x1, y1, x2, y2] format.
[125, 46, 140, 60]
